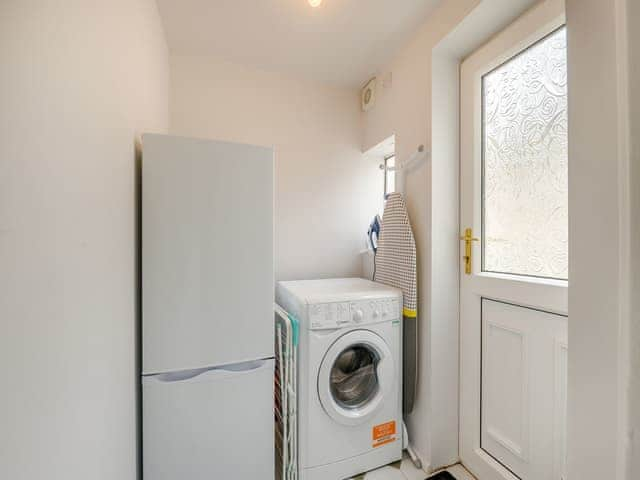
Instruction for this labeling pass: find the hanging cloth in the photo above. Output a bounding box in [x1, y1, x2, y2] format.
[373, 192, 418, 414]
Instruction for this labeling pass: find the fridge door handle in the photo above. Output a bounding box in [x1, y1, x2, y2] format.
[143, 358, 273, 384]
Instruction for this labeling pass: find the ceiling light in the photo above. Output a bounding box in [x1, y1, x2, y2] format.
[308, 0, 322, 7]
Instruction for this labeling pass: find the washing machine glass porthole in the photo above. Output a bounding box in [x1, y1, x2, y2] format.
[329, 344, 380, 410]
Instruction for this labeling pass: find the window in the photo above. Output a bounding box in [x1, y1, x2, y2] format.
[482, 27, 568, 280]
[384, 155, 395, 198]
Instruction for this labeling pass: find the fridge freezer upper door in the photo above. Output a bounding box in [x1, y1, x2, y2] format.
[143, 358, 274, 480]
[142, 134, 274, 374]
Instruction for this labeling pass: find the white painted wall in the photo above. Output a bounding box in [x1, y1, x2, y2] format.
[361, 1, 480, 468]
[0, 1, 169, 479]
[435, 1, 550, 474]
[369, 0, 640, 476]
[617, 0, 639, 478]
[626, 0, 640, 474]
[362, 0, 543, 469]
[565, 1, 631, 479]
[169, 55, 381, 281]
[361, 2, 638, 477]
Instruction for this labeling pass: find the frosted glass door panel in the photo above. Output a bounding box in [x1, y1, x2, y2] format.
[482, 27, 568, 280]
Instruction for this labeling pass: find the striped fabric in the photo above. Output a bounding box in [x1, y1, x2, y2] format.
[374, 192, 417, 318]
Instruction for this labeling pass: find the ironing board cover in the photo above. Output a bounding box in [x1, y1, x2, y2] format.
[374, 192, 417, 318]
[374, 192, 418, 414]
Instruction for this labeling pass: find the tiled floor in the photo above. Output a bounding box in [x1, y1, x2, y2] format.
[349, 454, 476, 480]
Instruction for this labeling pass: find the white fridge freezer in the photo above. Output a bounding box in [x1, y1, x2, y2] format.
[143, 359, 274, 480]
[141, 134, 274, 479]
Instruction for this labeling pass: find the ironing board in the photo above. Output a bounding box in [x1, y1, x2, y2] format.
[373, 192, 417, 415]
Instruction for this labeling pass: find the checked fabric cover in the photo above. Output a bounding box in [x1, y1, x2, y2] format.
[374, 192, 418, 414]
[374, 192, 417, 317]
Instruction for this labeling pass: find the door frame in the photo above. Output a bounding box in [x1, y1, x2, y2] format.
[428, 0, 546, 471]
[429, 0, 634, 478]
[458, 3, 567, 479]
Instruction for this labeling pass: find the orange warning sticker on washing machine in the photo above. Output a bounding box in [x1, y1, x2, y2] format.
[372, 420, 396, 448]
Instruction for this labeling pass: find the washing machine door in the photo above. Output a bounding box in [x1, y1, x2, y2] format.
[318, 329, 395, 426]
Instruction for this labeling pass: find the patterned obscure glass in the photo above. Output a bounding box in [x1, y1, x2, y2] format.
[482, 27, 568, 280]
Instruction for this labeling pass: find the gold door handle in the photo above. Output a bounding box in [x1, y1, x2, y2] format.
[460, 227, 479, 275]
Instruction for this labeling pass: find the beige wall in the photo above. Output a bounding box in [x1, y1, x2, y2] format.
[0, 1, 169, 479]
[361, 0, 480, 468]
[169, 55, 381, 281]
[628, 0, 640, 472]
[621, 0, 639, 477]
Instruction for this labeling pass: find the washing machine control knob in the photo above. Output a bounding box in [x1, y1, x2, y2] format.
[353, 309, 364, 323]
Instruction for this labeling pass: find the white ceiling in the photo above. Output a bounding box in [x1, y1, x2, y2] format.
[156, 0, 442, 88]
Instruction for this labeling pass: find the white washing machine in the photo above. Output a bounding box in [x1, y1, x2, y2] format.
[276, 278, 403, 480]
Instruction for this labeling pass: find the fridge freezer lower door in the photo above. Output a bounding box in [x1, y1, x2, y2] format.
[142, 358, 274, 480]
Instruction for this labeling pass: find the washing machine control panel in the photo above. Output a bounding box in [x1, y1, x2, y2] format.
[308, 298, 400, 330]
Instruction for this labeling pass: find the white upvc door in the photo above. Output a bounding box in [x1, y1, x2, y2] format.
[459, 2, 568, 480]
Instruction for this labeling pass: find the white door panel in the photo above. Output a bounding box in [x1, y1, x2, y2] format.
[480, 300, 567, 479]
[459, 2, 568, 479]
[482, 311, 530, 475]
[552, 339, 568, 480]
